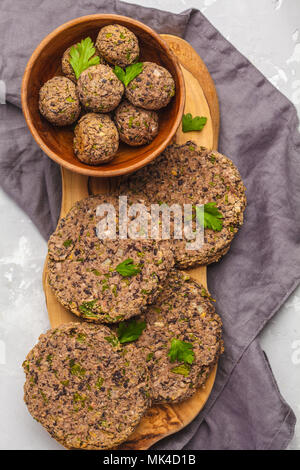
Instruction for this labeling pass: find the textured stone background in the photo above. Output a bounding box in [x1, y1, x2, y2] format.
[0, 0, 299, 450]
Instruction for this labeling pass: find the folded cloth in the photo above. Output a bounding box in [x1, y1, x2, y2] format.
[155, 339, 296, 450]
[0, 0, 299, 450]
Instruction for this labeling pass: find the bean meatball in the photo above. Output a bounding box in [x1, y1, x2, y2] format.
[96, 24, 139, 68]
[73, 113, 119, 165]
[114, 100, 159, 146]
[125, 62, 175, 110]
[39, 76, 81, 126]
[77, 64, 124, 113]
[61, 44, 106, 83]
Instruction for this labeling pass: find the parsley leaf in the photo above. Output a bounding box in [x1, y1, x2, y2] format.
[168, 338, 195, 365]
[182, 113, 207, 133]
[192, 203, 223, 232]
[113, 62, 143, 87]
[69, 37, 100, 80]
[115, 258, 141, 277]
[113, 66, 126, 83]
[117, 319, 146, 344]
[201, 202, 223, 231]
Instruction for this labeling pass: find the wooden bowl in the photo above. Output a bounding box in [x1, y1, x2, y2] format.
[21, 14, 185, 177]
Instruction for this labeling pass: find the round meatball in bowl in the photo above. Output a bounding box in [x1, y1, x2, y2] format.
[73, 113, 119, 165]
[96, 24, 139, 68]
[114, 100, 159, 146]
[39, 76, 81, 126]
[77, 64, 124, 113]
[125, 62, 175, 110]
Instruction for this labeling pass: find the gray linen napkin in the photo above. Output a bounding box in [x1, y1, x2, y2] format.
[0, 0, 299, 450]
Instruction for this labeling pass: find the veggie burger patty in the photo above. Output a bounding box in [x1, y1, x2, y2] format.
[118, 142, 247, 268]
[136, 270, 223, 404]
[48, 195, 174, 323]
[23, 322, 150, 450]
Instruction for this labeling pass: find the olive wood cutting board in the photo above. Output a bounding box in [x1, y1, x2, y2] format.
[42, 34, 220, 450]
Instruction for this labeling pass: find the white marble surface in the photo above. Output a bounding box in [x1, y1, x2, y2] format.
[0, 0, 299, 450]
